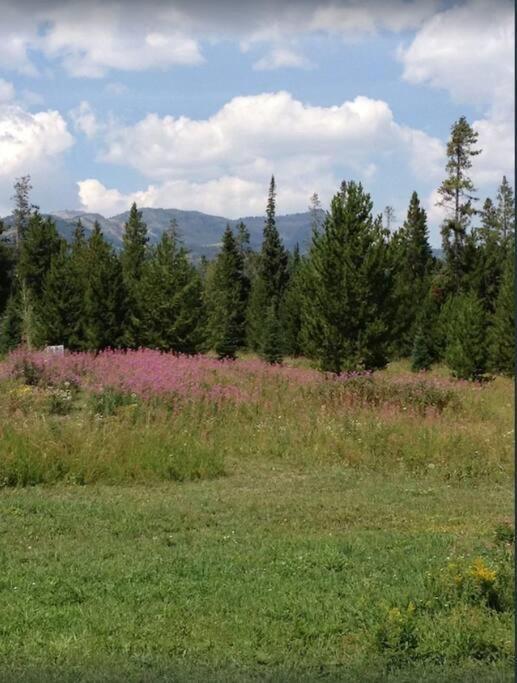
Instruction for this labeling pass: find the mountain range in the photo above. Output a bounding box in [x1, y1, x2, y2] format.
[1, 207, 443, 259]
[1, 207, 322, 259]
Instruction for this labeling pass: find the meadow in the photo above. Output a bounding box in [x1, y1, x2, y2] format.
[0, 349, 514, 682]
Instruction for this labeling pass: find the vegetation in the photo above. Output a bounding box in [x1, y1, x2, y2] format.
[0, 113, 514, 680]
[0, 352, 513, 681]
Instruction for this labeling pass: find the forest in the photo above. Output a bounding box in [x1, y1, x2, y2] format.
[0, 115, 514, 380]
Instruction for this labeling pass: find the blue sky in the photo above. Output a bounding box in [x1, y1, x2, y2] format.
[0, 0, 513, 246]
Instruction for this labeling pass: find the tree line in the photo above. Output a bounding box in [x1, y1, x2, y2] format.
[0, 116, 514, 379]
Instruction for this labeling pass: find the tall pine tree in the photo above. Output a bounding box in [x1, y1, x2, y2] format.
[141, 228, 205, 353]
[206, 225, 250, 359]
[83, 222, 127, 351]
[436, 116, 482, 294]
[390, 191, 434, 357]
[247, 176, 289, 361]
[120, 202, 149, 347]
[302, 181, 393, 373]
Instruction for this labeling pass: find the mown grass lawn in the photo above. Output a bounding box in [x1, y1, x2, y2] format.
[0, 355, 513, 681]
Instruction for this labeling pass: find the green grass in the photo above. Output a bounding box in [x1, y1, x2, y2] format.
[0, 359, 513, 681]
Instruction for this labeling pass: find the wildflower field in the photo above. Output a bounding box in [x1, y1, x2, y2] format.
[0, 349, 514, 682]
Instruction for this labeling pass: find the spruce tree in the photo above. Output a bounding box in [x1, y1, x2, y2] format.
[301, 180, 393, 373]
[16, 212, 62, 347]
[83, 222, 127, 351]
[496, 176, 515, 243]
[390, 191, 435, 357]
[141, 229, 205, 353]
[41, 241, 84, 349]
[120, 202, 149, 347]
[488, 247, 515, 375]
[436, 116, 481, 294]
[247, 176, 289, 361]
[444, 292, 487, 380]
[207, 225, 249, 359]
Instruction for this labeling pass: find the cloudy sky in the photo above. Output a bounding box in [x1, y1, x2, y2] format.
[0, 0, 513, 245]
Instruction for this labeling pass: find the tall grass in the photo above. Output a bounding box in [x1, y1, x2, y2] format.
[0, 350, 512, 486]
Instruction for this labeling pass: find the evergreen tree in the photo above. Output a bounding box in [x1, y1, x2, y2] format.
[0, 287, 22, 353]
[0, 219, 14, 318]
[11, 175, 33, 253]
[496, 175, 515, 243]
[207, 225, 250, 359]
[437, 116, 481, 293]
[120, 202, 149, 347]
[18, 212, 62, 301]
[390, 191, 434, 357]
[488, 247, 515, 375]
[411, 325, 433, 372]
[301, 180, 393, 373]
[281, 244, 304, 357]
[262, 303, 283, 364]
[40, 241, 84, 349]
[247, 176, 289, 360]
[444, 292, 487, 380]
[141, 229, 205, 353]
[83, 222, 127, 351]
[16, 212, 62, 347]
[468, 198, 505, 312]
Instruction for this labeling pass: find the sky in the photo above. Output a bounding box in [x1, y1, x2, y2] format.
[0, 0, 514, 246]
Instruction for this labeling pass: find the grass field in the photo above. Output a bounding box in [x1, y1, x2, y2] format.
[0, 350, 514, 682]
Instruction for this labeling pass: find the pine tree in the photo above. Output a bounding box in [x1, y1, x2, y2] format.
[247, 176, 289, 360]
[120, 202, 149, 347]
[496, 176, 515, 243]
[444, 292, 487, 380]
[390, 191, 435, 357]
[141, 229, 205, 353]
[207, 225, 250, 359]
[301, 180, 393, 373]
[16, 212, 62, 348]
[262, 303, 283, 364]
[488, 246, 515, 375]
[411, 325, 433, 372]
[83, 222, 127, 351]
[467, 198, 505, 313]
[11, 175, 33, 253]
[436, 117, 482, 294]
[40, 241, 84, 348]
[281, 244, 304, 357]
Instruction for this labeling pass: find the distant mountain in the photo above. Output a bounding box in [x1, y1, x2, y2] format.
[1, 207, 443, 259]
[1, 207, 321, 257]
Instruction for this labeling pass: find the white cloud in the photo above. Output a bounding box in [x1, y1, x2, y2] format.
[78, 91, 444, 218]
[78, 174, 338, 218]
[0, 1, 453, 78]
[0, 79, 15, 102]
[0, 104, 74, 177]
[39, 4, 204, 78]
[397, 0, 514, 230]
[398, 0, 514, 107]
[100, 91, 442, 184]
[69, 100, 100, 138]
[253, 47, 312, 71]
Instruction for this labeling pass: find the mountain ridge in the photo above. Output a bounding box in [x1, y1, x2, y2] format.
[1, 206, 443, 259]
